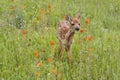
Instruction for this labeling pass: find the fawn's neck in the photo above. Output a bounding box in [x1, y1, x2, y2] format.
[66, 27, 75, 40]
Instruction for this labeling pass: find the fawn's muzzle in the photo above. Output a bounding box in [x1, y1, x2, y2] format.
[75, 27, 80, 31]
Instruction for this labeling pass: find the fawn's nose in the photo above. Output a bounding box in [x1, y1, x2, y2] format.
[75, 27, 80, 31]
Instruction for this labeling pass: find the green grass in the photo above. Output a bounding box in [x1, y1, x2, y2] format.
[0, 0, 120, 80]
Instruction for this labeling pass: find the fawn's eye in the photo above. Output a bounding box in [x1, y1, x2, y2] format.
[78, 23, 80, 25]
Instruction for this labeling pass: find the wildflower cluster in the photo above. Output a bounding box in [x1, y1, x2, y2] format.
[79, 18, 94, 53]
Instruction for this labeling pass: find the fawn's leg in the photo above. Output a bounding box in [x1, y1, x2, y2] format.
[58, 45, 62, 55]
[58, 40, 63, 55]
[67, 45, 73, 60]
[60, 44, 66, 60]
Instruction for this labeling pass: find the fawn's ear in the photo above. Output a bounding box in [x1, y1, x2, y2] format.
[66, 15, 72, 22]
[76, 13, 80, 19]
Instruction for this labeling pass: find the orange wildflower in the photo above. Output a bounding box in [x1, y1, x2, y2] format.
[83, 36, 87, 41]
[85, 18, 90, 25]
[38, 15, 42, 20]
[89, 48, 94, 52]
[22, 29, 27, 35]
[80, 28, 84, 33]
[57, 71, 61, 76]
[11, 0, 14, 2]
[50, 41, 55, 46]
[48, 4, 51, 8]
[40, 9, 45, 15]
[37, 62, 43, 67]
[51, 69, 56, 74]
[34, 51, 39, 57]
[88, 36, 92, 41]
[47, 57, 52, 63]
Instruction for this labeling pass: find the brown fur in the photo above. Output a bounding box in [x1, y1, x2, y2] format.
[58, 14, 80, 60]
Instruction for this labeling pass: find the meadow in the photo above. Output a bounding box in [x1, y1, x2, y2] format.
[0, 0, 120, 80]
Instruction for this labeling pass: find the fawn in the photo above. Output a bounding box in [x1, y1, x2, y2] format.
[58, 13, 80, 60]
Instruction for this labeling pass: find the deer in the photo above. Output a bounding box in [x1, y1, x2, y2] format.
[58, 13, 80, 60]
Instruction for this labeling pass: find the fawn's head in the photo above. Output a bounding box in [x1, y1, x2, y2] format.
[66, 13, 80, 31]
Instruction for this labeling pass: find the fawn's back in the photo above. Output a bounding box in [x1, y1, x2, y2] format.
[58, 21, 70, 39]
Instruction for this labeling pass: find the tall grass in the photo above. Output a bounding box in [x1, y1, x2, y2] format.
[0, 0, 120, 80]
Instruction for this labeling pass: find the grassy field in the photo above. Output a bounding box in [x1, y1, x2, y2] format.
[0, 0, 120, 80]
